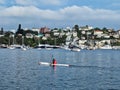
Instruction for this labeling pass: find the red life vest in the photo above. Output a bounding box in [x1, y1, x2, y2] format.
[53, 59, 57, 64]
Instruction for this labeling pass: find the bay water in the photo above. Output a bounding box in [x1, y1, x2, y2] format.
[0, 49, 120, 90]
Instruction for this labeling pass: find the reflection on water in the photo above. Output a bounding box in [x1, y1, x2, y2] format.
[0, 49, 120, 90]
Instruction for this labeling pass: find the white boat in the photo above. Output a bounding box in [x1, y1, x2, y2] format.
[37, 48, 41, 50]
[21, 36, 27, 51]
[21, 47, 27, 51]
[8, 35, 16, 49]
[45, 48, 52, 50]
[39, 62, 69, 67]
[61, 45, 71, 51]
[8, 46, 15, 49]
[8, 44, 22, 49]
[100, 45, 112, 49]
[71, 47, 81, 52]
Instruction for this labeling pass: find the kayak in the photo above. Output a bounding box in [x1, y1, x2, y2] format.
[38, 62, 69, 67]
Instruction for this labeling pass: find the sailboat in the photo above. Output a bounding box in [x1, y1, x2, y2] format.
[8, 35, 15, 49]
[21, 36, 27, 51]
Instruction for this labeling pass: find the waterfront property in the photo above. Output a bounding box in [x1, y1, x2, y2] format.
[1, 25, 120, 49]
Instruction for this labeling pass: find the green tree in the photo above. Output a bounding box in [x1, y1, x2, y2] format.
[94, 27, 101, 30]
[74, 25, 79, 31]
[25, 38, 36, 47]
[102, 27, 108, 34]
[16, 29, 25, 36]
[0, 37, 8, 44]
[4, 31, 13, 37]
[25, 30, 38, 35]
[0, 27, 4, 34]
[74, 25, 82, 39]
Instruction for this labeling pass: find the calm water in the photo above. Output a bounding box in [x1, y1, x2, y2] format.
[0, 49, 120, 90]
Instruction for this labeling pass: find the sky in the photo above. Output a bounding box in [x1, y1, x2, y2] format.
[1, 0, 120, 30]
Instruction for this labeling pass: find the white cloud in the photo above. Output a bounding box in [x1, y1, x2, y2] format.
[2, 5, 119, 20]
[0, 6, 64, 20]
[1, 5, 120, 29]
[0, 6, 39, 17]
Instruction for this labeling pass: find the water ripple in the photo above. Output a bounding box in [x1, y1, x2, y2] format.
[0, 49, 120, 90]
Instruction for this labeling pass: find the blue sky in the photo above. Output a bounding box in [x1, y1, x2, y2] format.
[1, 0, 120, 30]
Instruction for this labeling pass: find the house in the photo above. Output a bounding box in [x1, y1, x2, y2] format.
[81, 31, 86, 34]
[25, 33, 33, 38]
[54, 32, 59, 36]
[103, 34, 110, 39]
[66, 31, 72, 36]
[42, 36, 47, 40]
[118, 30, 120, 35]
[44, 33, 51, 38]
[72, 31, 77, 37]
[0, 35, 4, 37]
[40, 27, 50, 34]
[59, 32, 65, 37]
[101, 40, 111, 45]
[63, 27, 72, 31]
[32, 28, 40, 33]
[79, 25, 93, 31]
[94, 30, 103, 35]
[52, 29, 60, 36]
[113, 34, 119, 39]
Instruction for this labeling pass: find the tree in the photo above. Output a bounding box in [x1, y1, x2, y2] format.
[102, 27, 108, 34]
[25, 30, 38, 35]
[94, 27, 101, 30]
[74, 25, 82, 39]
[16, 24, 26, 36]
[74, 25, 79, 31]
[4, 31, 13, 37]
[77, 30, 82, 39]
[18, 24, 21, 31]
[0, 37, 8, 44]
[16, 29, 25, 36]
[0, 27, 4, 35]
[25, 38, 36, 47]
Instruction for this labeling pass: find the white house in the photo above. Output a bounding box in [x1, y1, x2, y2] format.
[72, 31, 77, 37]
[113, 34, 119, 38]
[32, 28, 40, 33]
[103, 34, 110, 39]
[94, 30, 103, 35]
[79, 25, 93, 31]
[0, 35, 4, 37]
[26, 33, 33, 38]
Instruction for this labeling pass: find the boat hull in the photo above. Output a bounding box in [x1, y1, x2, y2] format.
[39, 62, 69, 67]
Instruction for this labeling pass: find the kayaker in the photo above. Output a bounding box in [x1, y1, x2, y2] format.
[52, 58, 57, 65]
